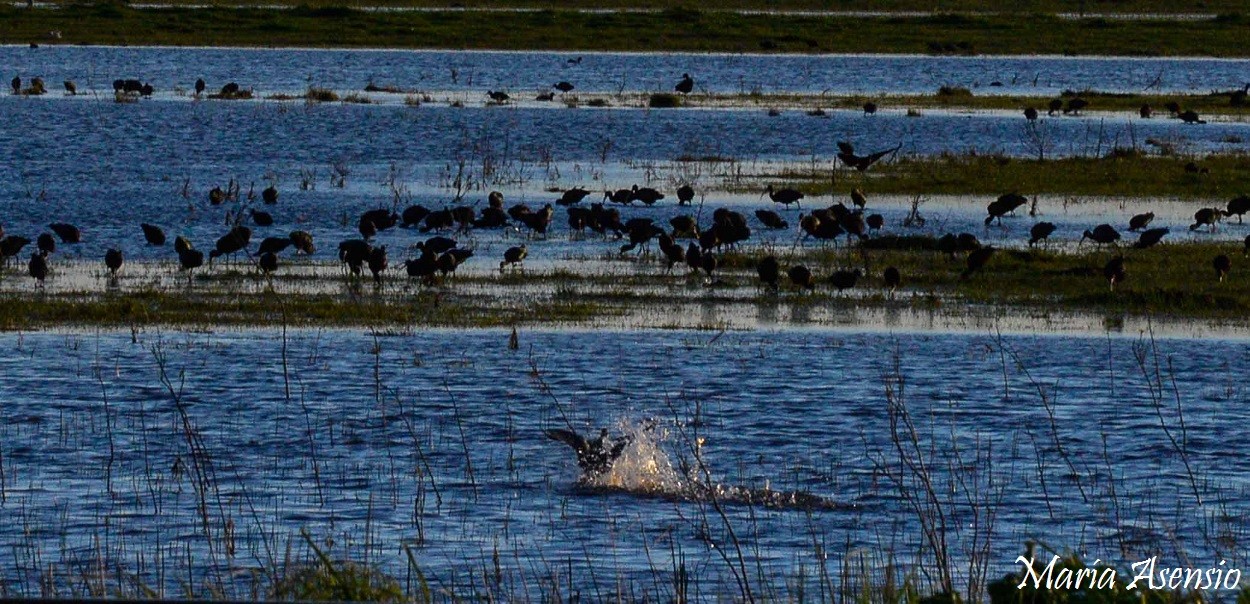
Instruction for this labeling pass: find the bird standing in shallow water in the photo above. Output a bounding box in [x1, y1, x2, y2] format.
[500, 244, 527, 272]
[1128, 212, 1154, 231]
[1028, 222, 1056, 247]
[1103, 256, 1126, 292]
[675, 73, 693, 94]
[104, 248, 123, 276]
[883, 266, 901, 297]
[28, 251, 48, 287]
[757, 255, 779, 291]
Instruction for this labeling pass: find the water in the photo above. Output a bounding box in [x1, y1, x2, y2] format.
[0, 328, 1246, 598]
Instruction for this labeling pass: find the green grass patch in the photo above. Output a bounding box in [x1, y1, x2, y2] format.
[3, 5, 1250, 56]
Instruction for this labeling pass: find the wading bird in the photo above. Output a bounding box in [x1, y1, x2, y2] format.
[545, 427, 632, 479]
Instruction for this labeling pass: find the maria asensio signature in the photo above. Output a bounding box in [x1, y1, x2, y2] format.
[1016, 555, 1243, 591]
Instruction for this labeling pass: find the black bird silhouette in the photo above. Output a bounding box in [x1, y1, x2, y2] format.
[866, 214, 885, 233]
[764, 184, 804, 209]
[195, 78, 206, 95]
[553, 81, 574, 93]
[250, 209, 274, 227]
[1190, 208, 1223, 232]
[257, 236, 292, 255]
[829, 269, 861, 292]
[557, 187, 591, 206]
[787, 264, 814, 290]
[836, 141, 901, 171]
[700, 252, 717, 279]
[1178, 110, 1206, 124]
[676, 184, 695, 206]
[289, 230, 315, 254]
[401, 204, 431, 227]
[405, 247, 438, 283]
[1214, 254, 1232, 282]
[1128, 212, 1154, 231]
[258, 251, 278, 275]
[1139, 104, 1152, 118]
[1028, 222, 1056, 247]
[756, 255, 780, 291]
[961, 246, 995, 280]
[338, 239, 371, 276]
[1103, 256, 1126, 291]
[1226, 196, 1250, 223]
[423, 236, 458, 255]
[436, 248, 473, 278]
[850, 188, 868, 210]
[669, 215, 699, 238]
[1047, 99, 1063, 116]
[209, 226, 252, 262]
[656, 233, 685, 271]
[545, 427, 631, 478]
[104, 248, 123, 276]
[754, 209, 789, 229]
[1081, 224, 1121, 246]
[28, 251, 48, 286]
[37, 233, 56, 255]
[1024, 106, 1038, 120]
[985, 193, 1028, 226]
[48, 223, 81, 244]
[220, 82, 240, 96]
[1133, 227, 1169, 249]
[262, 185, 278, 204]
[1245, 235, 1250, 257]
[11, 76, 21, 94]
[883, 266, 901, 297]
[630, 185, 665, 206]
[675, 73, 694, 94]
[862, 101, 878, 115]
[1164, 101, 1182, 115]
[1, 235, 32, 266]
[1063, 98, 1088, 114]
[174, 236, 194, 255]
[684, 242, 702, 274]
[486, 90, 510, 103]
[178, 247, 205, 273]
[367, 245, 388, 284]
[500, 244, 527, 271]
[141, 223, 166, 246]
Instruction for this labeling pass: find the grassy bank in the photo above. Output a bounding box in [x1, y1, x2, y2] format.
[4, 4, 1250, 56]
[2, 240, 1248, 329]
[768, 153, 1250, 198]
[25, 0, 1250, 14]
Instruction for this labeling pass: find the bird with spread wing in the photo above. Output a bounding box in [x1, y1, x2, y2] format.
[836, 141, 901, 171]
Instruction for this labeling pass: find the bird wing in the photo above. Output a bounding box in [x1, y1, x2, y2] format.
[837, 141, 855, 155]
[859, 143, 902, 169]
[608, 434, 633, 461]
[544, 428, 586, 452]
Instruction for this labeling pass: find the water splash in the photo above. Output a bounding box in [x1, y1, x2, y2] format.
[574, 418, 848, 512]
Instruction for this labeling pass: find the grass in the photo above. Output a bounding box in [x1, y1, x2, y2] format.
[3, 4, 1250, 56]
[735, 89, 1250, 115]
[3, 241, 1250, 329]
[19, 0, 1250, 15]
[772, 153, 1250, 198]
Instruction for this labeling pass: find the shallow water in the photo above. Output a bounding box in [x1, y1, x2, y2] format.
[0, 328, 1246, 598]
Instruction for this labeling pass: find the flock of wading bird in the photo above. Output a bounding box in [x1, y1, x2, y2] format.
[5, 165, 1250, 297]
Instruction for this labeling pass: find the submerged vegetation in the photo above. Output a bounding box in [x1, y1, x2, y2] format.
[2, 4, 1250, 56]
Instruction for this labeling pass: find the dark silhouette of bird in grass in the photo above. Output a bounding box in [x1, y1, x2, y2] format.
[883, 266, 901, 297]
[262, 185, 278, 205]
[757, 255, 779, 291]
[829, 269, 861, 292]
[836, 141, 901, 172]
[141, 223, 166, 246]
[178, 247, 205, 274]
[787, 264, 814, 291]
[1064, 98, 1088, 115]
[557, 187, 591, 206]
[437, 249, 474, 278]
[862, 101, 877, 116]
[1133, 227, 1169, 249]
[1024, 106, 1038, 120]
[210, 226, 251, 262]
[28, 251, 48, 287]
[1081, 224, 1120, 246]
[1047, 99, 1063, 116]
[104, 248, 123, 276]
[961, 247, 995, 280]
[850, 188, 868, 210]
[545, 427, 632, 479]
[1128, 212, 1154, 231]
[0, 235, 31, 266]
[1028, 222, 1056, 247]
[257, 236, 292, 255]
[1139, 104, 1153, 118]
[553, 81, 574, 93]
[249, 209, 274, 227]
[985, 193, 1028, 226]
[486, 90, 510, 103]
[1103, 256, 1126, 292]
[1214, 254, 1232, 282]
[195, 78, 206, 95]
[338, 239, 370, 276]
